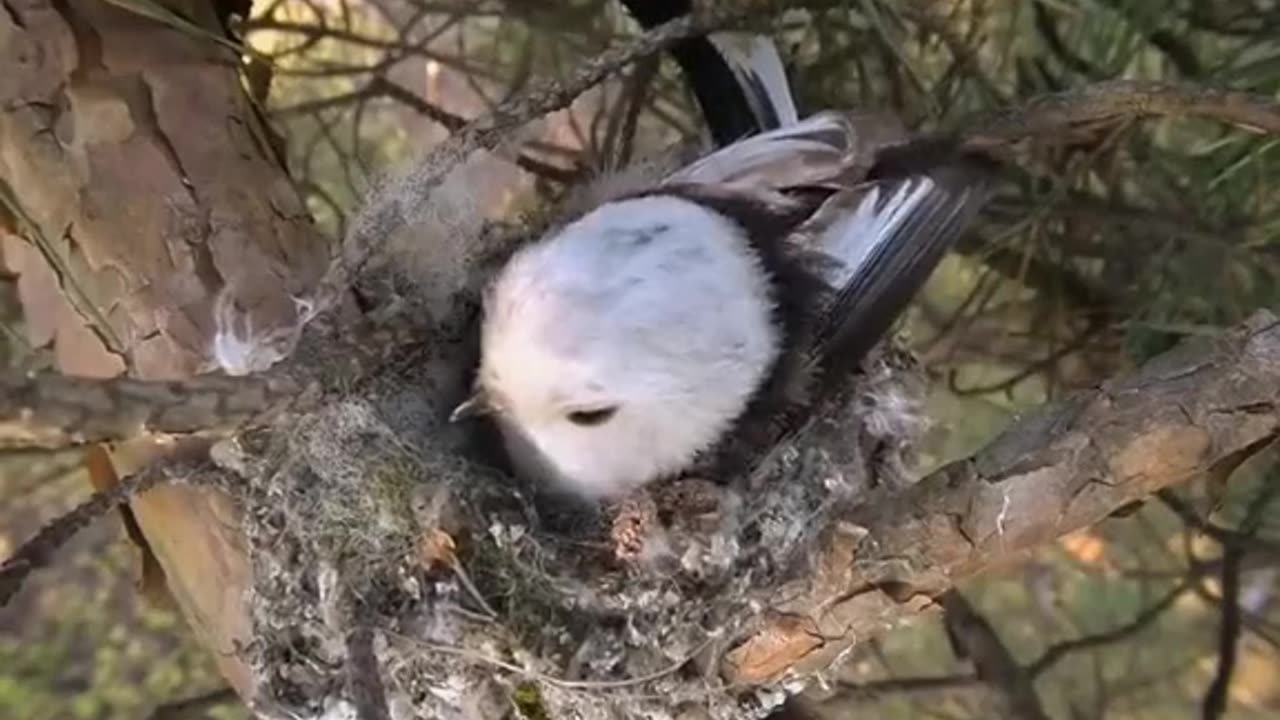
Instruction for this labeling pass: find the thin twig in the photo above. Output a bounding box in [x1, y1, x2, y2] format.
[393, 631, 715, 690]
[320, 0, 833, 307]
[145, 687, 238, 720]
[1158, 490, 1280, 558]
[940, 590, 1049, 720]
[1201, 470, 1280, 718]
[449, 559, 500, 620]
[0, 438, 213, 607]
[1027, 580, 1191, 677]
[1202, 546, 1243, 720]
[962, 79, 1280, 146]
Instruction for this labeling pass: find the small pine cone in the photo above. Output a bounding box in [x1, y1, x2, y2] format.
[609, 493, 659, 563]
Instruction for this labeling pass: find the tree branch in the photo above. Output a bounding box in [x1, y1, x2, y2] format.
[723, 310, 1280, 684]
[1201, 468, 1280, 718]
[1158, 490, 1280, 557]
[962, 79, 1280, 145]
[1028, 580, 1191, 677]
[0, 314, 423, 449]
[1203, 546, 1243, 720]
[0, 438, 213, 607]
[0, 371, 300, 449]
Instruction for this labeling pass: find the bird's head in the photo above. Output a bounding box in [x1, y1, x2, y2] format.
[458, 195, 780, 499]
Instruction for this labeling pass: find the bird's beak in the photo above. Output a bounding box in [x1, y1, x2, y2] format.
[450, 390, 490, 423]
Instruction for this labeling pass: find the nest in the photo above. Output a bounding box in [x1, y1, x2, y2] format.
[216, 155, 930, 720]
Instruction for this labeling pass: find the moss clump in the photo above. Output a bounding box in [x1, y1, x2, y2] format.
[512, 682, 551, 720]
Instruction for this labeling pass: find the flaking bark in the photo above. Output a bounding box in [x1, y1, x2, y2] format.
[0, 0, 329, 697]
[723, 311, 1280, 684]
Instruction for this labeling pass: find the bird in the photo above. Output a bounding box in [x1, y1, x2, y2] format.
[452, 7, 997, 502]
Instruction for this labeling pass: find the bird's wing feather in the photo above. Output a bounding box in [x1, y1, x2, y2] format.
[801, 152, 997, 379]
[664, 111, 858, 189]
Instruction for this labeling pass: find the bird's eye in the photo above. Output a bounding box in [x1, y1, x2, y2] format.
[566, 406, 618, 426]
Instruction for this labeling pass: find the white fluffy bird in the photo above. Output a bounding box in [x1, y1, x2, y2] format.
[455, 14, 996, 501]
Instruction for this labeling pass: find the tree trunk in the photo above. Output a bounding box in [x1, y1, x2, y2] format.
[1, 0, 328, 698]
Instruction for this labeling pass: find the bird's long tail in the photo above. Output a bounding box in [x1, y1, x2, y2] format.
[618, 0, 798, 145]
[621, 0, 999, 384]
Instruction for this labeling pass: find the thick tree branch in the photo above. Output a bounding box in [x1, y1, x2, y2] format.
[724, 310, 1280, 684]
[0, 371, 300, 449]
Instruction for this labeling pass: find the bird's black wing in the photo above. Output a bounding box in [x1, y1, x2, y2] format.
[802, 143, 998, 383]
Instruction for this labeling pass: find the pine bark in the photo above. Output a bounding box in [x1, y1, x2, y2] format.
[1, 0, 328, 697]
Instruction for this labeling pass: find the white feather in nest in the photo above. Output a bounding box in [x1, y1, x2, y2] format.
[210, 284, 319, 376]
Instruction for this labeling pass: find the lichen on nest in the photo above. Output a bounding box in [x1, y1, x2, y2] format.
[222, 324, 926, 720]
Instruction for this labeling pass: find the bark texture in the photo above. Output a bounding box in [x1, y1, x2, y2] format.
[724, 311, 1280, 684]
[1, 0, 329, 697]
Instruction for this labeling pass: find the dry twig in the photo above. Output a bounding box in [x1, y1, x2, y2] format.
[0, 438, 214, 607]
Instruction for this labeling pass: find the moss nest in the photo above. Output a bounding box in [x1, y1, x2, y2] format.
[219, 157, 929, 720]
[223, 332, 924, 720]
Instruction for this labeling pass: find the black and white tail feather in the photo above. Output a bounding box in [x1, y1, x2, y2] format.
[620, 0, 796, 145]
[706, 32, 799, 132]
[648, 35, 995, 389]
[461, 4, 996, 499]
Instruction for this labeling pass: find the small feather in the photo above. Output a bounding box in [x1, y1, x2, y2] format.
[665, 112, 858, 189]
